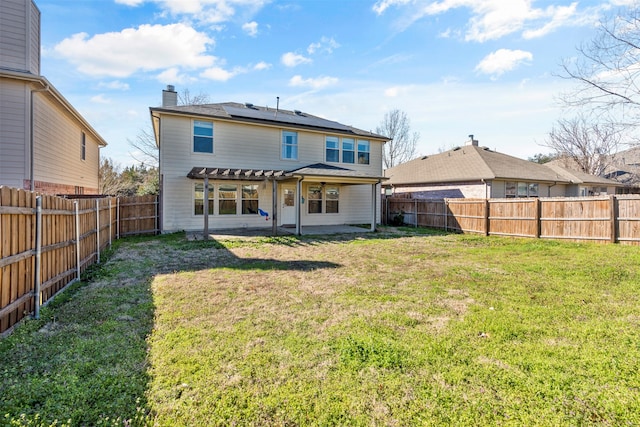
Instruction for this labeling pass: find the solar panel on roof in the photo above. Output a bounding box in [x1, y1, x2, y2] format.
[222, 105, 353, 132]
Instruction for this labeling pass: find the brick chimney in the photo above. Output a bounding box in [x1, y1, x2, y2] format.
[162, 85, 177, 107]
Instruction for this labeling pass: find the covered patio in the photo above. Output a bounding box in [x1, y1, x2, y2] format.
[186, 163, 387, 239]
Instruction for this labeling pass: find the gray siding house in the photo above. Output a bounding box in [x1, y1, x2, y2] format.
[150, 86, 388, 234]
[384, 138, 620, 199]
[0, 0, 107, 195]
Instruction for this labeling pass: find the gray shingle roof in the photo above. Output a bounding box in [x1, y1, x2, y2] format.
[384, 145, 620, 186]
[150, 102, 388, 140]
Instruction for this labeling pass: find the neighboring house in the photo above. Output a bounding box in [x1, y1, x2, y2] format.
[0, 0, 107, 195]
[150, 86, 388, 234]
[606, 146, 640, 193]
[384, 137, 620, 199]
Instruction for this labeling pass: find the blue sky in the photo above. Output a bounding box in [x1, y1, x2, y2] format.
[35, 0, 635, 166]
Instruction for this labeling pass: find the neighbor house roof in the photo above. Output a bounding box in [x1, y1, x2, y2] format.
[150, 102, 388, 141]
[384, 145, 621, 186]
[544, 163, 620, 186]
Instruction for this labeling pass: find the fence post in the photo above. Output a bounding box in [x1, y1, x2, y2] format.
[33, 196, 42, 320]
[75, 201, 80, 280]
[483, 199, 489, 236]
[116, 198, 120, 239]
[444, 199, 448, 232]
[534, 198, 541, 239]
[610, 194, 618, 244]
[385, 197, 388, 225]
[108, 198, 112, 247]
[414, 198, 418, 227]
[96, 199, 100, 264]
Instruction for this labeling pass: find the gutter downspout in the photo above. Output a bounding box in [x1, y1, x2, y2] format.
[30, 82, 50, 191]
[548, 182, 557, 197]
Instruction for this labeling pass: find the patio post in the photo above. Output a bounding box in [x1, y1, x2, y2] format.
[272, 178, 277, 236]
[296, 178, 302, 235]
[203, 175, 209, 240]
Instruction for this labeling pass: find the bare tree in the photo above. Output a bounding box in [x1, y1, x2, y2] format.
[128, 124, 159, 166]
[376, 109, 419, 169]
[178, 88, 210, 105]
[544, 114, 622, 176]
[127, 88, 211, 166]
[560, 6, 640, 130]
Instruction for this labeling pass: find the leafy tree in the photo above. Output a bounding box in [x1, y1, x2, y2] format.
[528, 152, 557, 164]
[376, 109, 420, 169]
[99, 158, 158, 196]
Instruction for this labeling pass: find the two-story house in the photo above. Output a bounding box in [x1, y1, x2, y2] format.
[0, 0, 107, 195]
[150, 86, 388, 234]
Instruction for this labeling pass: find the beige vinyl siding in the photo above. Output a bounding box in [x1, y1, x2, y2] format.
[0, 0, 40, 74]
[0, 78, 28, 187]
[31, 93, 100, 189]
[158, 114, 385, 231]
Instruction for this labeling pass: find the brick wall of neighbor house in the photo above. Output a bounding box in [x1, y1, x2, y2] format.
[23, 179, 97, 195]
[392, 182, 488, 199]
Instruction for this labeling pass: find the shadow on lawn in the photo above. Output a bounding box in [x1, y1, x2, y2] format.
[0, 227, 446, 425]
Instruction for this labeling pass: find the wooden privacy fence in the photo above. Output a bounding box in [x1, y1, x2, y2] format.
[383, 195, 640, 245]
[0, 187, 158, 336]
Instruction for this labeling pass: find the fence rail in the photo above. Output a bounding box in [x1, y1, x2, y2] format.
[0, 187, 158, 336]
[382, 195, 640, 245]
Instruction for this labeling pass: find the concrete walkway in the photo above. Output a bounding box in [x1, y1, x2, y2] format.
[188, 225, 372, 240]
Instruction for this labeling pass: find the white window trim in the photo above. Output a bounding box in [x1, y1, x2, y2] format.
[193, 120, 214, 155]
[281, 130, 299, 161]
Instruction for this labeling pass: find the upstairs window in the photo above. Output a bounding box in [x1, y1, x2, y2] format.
[194, 120, 214, 153]
[326, 136, 339, 163]
[81, 132, 86, 161]
[357, 140, 370, 165]
[342, 138, 354, 164]
[282, 131, 298, 160]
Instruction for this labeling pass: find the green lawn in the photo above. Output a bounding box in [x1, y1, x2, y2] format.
[1, 229, 640, 426]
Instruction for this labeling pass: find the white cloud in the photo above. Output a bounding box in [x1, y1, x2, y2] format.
[90, 94, 111, 104]
[253, 61, 271, 71]
[201, 66, 238, 81]
[98, 80, 130, 90]
[307, 37, 340, 55]
[475, 49, 533, 78]
[156, 67, 196, 84]
[242, 21, 259, 37]
[54, 23, 215, 78]
[135, 0, 270, 25]
[281, 52, 312, 67]
[289, 75, 338, 89]
[377, 0, 592, 42]
[372, 0, 411, 15]
[115, 0, 145, 5]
